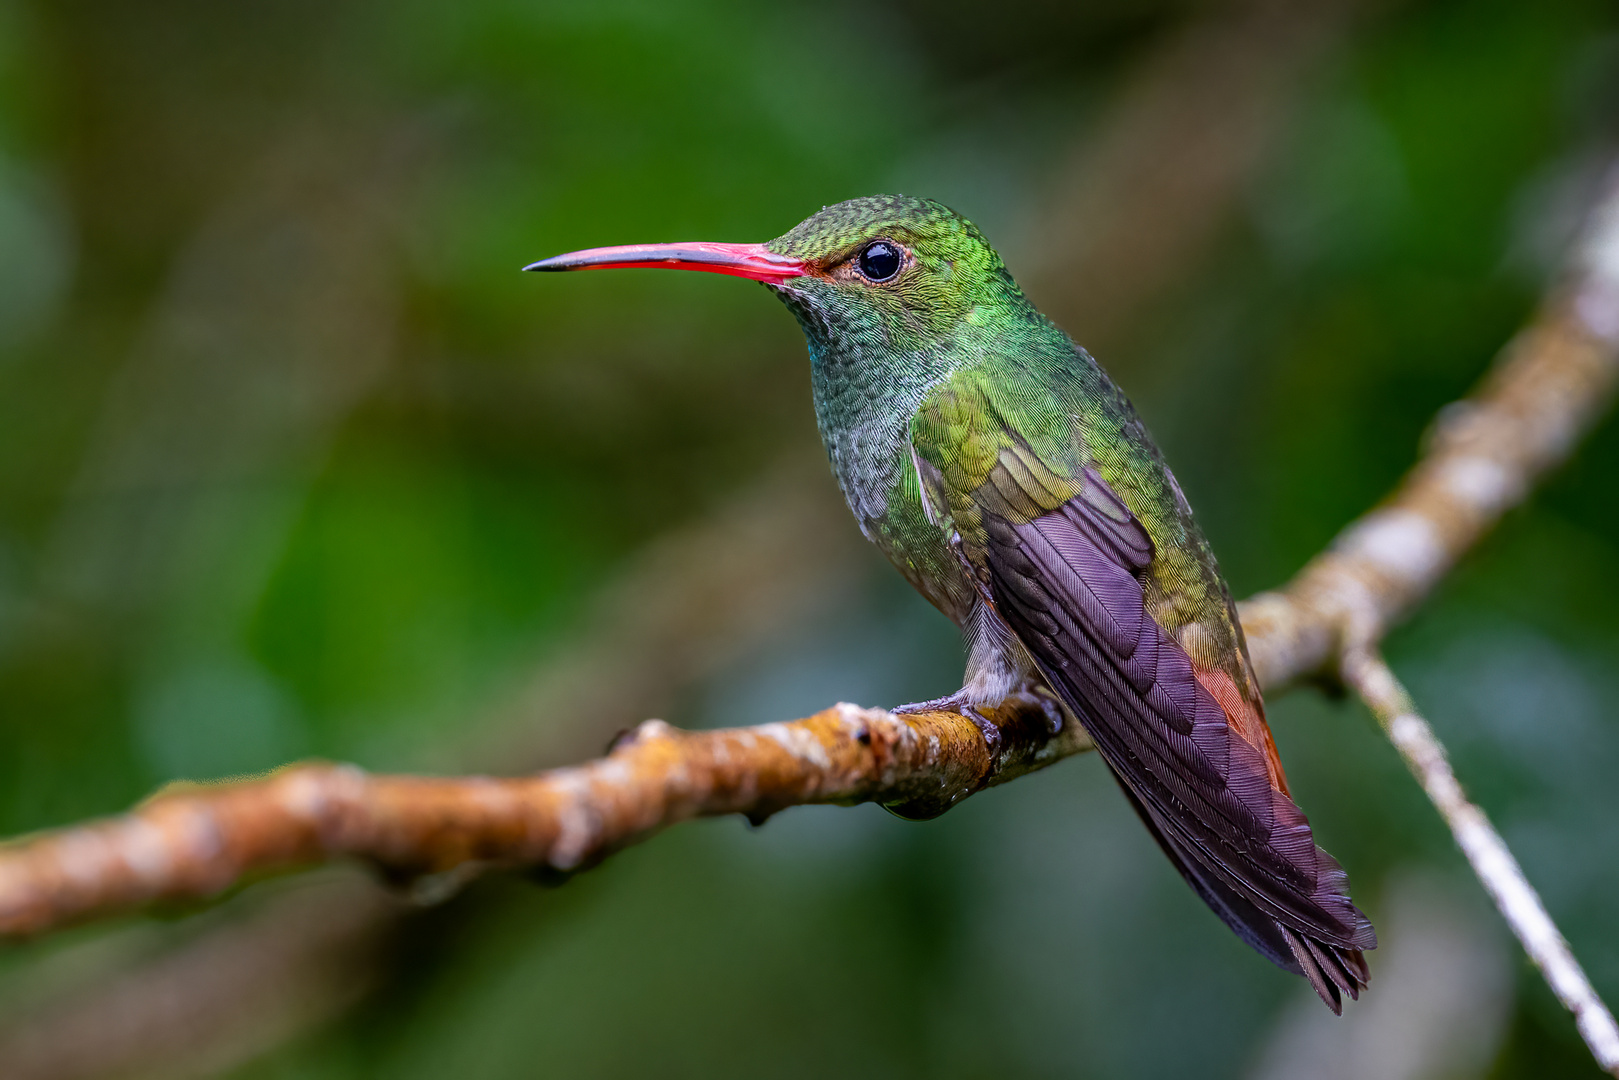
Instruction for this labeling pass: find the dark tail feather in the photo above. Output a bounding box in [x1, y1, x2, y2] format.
[1284, 926, 1369, 1013]
[1113, 771, 1369, 1013]
[1341, 946, 1371, 987]
[1306, 933, 1366, 1002]
[1280, 926, 1342, 1014]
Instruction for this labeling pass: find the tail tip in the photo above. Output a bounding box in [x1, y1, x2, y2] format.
[1280, 926, 1369, 1014]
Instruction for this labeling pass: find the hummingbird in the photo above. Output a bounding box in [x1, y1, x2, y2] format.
[526, 195, 1376, 1012]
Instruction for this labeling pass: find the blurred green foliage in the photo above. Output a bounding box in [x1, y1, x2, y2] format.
[1, 0, 1618, 1076]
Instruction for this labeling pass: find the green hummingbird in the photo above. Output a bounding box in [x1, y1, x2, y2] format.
[526, 195, 1376, 1012]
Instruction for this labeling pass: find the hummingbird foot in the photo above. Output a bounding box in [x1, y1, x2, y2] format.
[891, 691, 1003, 762]
[1002, 688, 1066, 735]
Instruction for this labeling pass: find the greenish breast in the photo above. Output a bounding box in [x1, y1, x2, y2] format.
[770, 284, 975, 623]
[808, 349, 972, 622]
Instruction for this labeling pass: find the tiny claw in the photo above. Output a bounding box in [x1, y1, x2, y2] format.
[1005, 689, 1065, 735]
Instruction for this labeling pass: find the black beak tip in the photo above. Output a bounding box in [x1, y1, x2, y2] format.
[522, 259, 553, 272]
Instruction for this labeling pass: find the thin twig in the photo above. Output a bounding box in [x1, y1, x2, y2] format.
[1341, 644, 1619, 1075]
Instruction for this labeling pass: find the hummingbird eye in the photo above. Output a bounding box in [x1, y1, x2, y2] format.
[857, 241, 902, 282]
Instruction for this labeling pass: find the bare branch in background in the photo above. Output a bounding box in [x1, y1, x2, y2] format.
[1343, 647, 1619, 1073]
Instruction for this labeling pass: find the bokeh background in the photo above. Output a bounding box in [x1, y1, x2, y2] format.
[1, 0, 1618, 1076]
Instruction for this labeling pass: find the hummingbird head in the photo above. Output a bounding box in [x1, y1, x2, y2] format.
[524, 195, 1032, 358]
[760, 195, 1031, 347]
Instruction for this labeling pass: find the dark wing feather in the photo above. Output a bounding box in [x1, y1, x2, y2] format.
[978, 478, 1375, 1011]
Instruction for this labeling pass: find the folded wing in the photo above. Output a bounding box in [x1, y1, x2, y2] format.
[911, 373, 1375, 1011]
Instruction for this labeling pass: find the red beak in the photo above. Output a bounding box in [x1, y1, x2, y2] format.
[523, 241, 808, 283]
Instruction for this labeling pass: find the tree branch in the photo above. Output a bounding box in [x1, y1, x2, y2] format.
[0, 702, 1087, 937]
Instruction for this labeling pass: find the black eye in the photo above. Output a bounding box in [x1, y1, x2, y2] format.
[857, 241, 902, 282]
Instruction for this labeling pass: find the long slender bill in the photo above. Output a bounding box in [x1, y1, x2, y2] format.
[523, 241, 807, 282]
